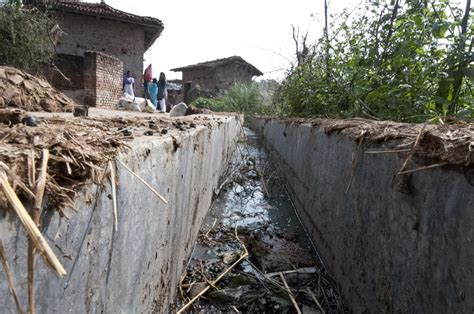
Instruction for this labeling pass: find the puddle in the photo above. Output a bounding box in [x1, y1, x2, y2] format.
[172, 127, 347, 313]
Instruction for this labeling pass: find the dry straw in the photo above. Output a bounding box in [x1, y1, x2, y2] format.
[0, 171, 66, 277]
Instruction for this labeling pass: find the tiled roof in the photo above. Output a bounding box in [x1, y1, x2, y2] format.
[45, 1, 164, 50]
[171, 56, 263, 76]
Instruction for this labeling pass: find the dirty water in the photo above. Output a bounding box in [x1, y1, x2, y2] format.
[172, 128, 347, 313]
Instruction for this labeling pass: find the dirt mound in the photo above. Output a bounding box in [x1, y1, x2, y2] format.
[0, 66, 75, 113]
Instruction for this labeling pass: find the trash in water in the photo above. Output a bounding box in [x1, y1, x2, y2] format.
[173, 128, 347, 313]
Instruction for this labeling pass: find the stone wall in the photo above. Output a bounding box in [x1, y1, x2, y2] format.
[84, 51, 123, 108]
[252, 118, 474, 313]
[0, 115, 242, 313]
[55, 11, 144, 83]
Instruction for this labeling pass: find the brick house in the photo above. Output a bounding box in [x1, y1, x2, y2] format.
[24, 0, 163, 98]
[171, 56, 263, 103]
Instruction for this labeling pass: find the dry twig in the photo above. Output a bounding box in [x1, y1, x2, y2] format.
[0, 162, 36, 200]
[176, 228, 249, 313]
[28, 149, 35, 188]
[279, 272, 302, 314]
[117, 160, 168, 204]
[0, 240, 25, 314]
[397, 162, 448, 175]
[109, 161, 118, 231]
[397, 124, 427, 175]
[265, 267, 318, 278]
[204, 218, 218, 237]
[365, 149, 412, 154]
[306, 287, 325, 314]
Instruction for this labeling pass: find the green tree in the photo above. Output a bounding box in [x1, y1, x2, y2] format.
[278, 0, 473, 122]
[0, 1, 54, 71]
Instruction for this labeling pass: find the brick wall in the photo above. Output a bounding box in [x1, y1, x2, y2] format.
[55, 12, 144, 86]
[84, 51, 123, 108]
[44, 54, 84, 90]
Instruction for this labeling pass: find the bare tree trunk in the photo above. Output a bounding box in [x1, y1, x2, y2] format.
[292, 25, 309, 68]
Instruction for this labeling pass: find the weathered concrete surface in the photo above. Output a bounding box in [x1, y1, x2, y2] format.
[0, 115, 242, 313]
[252, 118, 474, 313]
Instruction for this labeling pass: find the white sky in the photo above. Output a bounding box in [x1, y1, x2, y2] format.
[83, 0, 468, 81]
[83, 0, 363, 81]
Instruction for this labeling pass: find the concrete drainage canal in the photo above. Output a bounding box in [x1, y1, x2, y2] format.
[172, 127, 345, 313]
[1, 114, 472, 313]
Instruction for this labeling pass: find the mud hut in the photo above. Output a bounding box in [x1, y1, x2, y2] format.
[171, 56, 263, 103]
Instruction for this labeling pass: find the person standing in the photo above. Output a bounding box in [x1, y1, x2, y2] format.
[143, 64, 153, 99]
[123, 70, 135, 97]
[157, 72, 167, 113]
[147, 78, 159, 109]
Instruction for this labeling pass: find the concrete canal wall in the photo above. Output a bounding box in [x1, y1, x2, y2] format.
[252, 118, 474, 313]
[0, 115, 242, 313]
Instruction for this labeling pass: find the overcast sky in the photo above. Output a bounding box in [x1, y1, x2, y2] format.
[80, 0, 363, 81]
[83, 0, 468, 81]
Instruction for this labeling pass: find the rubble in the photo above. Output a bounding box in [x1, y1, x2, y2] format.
[0, 66, 75, 113]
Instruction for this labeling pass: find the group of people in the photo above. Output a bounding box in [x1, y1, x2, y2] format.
[123, 70, 168, 113]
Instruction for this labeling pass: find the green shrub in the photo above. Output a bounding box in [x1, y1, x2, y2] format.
[0, 3, 54, 71]
[277, 0, 473, 122]
[192, 83, 265, 115]
[193, 96, 224, 112]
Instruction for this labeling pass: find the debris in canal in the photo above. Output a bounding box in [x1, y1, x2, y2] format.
[174, 128, 347, 313]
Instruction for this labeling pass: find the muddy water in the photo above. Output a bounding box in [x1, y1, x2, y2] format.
[173, 128, 346, 313]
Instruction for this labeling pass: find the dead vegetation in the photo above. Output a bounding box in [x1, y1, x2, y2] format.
[266, 117, 474, 169]
[177, 224, 345, 313]
[0, 114, 200, 213]
[0, 118, 127, 213]
[322, 118, 473, 168]
[0, 66, 75, 112]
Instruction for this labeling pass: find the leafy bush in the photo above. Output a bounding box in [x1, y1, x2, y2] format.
[220, 83, 263, 113]
[278, 0, 473, 122]
[193, 96, 224, 112]
[0, 2, 54, 71]
[193, 83, 265, 115]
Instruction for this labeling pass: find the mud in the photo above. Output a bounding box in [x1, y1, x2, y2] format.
[173, 128, 346, 313]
